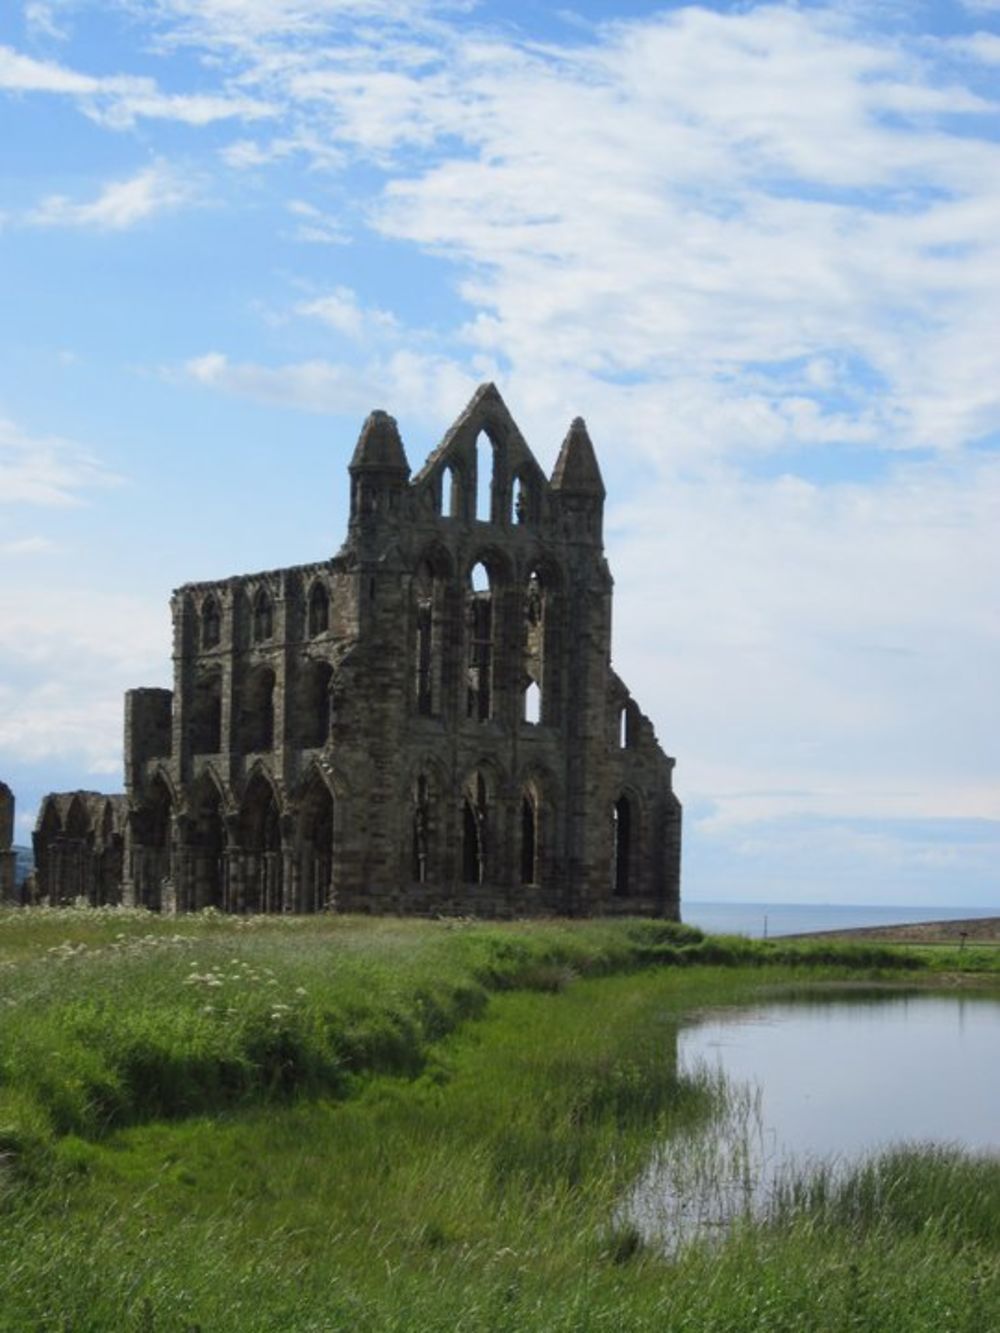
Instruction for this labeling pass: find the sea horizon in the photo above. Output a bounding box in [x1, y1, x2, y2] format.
[681, 899, 1000, 940]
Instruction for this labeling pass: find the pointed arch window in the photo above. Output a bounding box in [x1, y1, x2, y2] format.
[462, 773, 488, 885]
[522, 569, 550, 725]
[475, 432, 494, 522]
[308, 581, 330, 637]
[297, 775, 333, 913]
[520, 791, 538, 886]
[191, 668, 222, 754]
[201, 595, 221, 650]
[253, 588, 274, 642]
[442, 465, 460, 519]
[612, 796, 632, 897]
[466, 562, 494, 721]
[413, 556, 448, 718]
[239, 665, 275, 753]
[619, 701, 639, 749]
[511, 474, 533, 525]
[296, 659, 333, 748]
[411, 774, 431, 883]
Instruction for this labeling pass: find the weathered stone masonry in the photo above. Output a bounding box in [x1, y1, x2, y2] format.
[0, 782, 15, 903]
[35, 386, 682, 916]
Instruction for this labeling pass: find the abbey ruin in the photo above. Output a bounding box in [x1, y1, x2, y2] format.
[29, 385, 681, 917]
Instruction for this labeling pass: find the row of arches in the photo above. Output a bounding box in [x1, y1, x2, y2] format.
[412, 556, 558, 726]
[436, 431, 543, 527]
[132, 771, 335, 914]
[32, 795, 124, 906]
[193, 579, 332, 654]
[188, 658, 334, 757]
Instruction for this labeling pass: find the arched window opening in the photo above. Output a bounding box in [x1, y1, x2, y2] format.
[619, 701, 639, 749]
[511, 475, 529, 525]
[411, 774, 431, 883]
[462, 773, 487, 885]
[240, 775, 283, 913]
[413, 557, 449, 718]
[201, 596, 221, 650]
[296, 659, 333, 749]
[190, 668, 222, 754]
[414, 563, 434, 718]
[65, 795, 90, 843]
[612, 796, 632, 897]
[132, 777, 172, 912]
[253, 588, 274, 642]
[443, 465, 459, 518]
[308, 581, 330, 637]
[523, 571, 545, 725]
[298, 776, 333, 913]
[520, 793, 537, 886]
[523, 678, 541, 725]
[187, 777, 225, 911]
[239, 665, 275, 753]
[475, 432, 493, 522]
[466, 563, 493, 721]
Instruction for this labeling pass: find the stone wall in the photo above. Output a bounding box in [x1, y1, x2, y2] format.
[0, 782, 14, 904]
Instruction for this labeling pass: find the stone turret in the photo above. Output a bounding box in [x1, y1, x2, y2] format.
[348, 409, 411, 531]
[551, 416, 605, 544]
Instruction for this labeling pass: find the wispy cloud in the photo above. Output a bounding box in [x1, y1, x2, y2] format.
[26, 162, 196, 230]
[0, 418, 119, 504]
[182, 347, 481, 422]
[0, 43, 274, 126]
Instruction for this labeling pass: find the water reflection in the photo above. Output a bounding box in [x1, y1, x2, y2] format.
[629, 991, 1000, 1252]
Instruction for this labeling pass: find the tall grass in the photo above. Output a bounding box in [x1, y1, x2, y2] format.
[1, 910, 997, 1330]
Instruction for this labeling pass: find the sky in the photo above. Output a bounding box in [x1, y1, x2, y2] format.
[1, 0, 998, 907]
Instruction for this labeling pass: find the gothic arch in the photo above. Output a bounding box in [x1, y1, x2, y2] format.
[186, 770, 226, 911]
[252, 586, 274, 642]
[134, 774, 173, 912]
[191, 666, 223, 754]
[401, 757, 447, 885]
[295, 768, 335, 912]
[611, 787, 644, 898]
[238, 664, 276, 753]
[201, 594, 221, 650]
[294, 657, 334, 748]
[307, 579, 330, 637]
[239, 770, 284, 913]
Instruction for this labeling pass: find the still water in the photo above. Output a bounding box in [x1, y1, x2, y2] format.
[629, 992, 1000, 1249]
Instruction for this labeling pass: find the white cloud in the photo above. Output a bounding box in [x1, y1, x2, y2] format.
[0, 43, 96, 93]
[296, 286, 398, 336]
[27, 162, 196, 230]
[182, 347, 482, 422]
[0, 418, 119, 505]
[948, 32, 1000, 64]
[608, 450, 1000, 828]
[0, 586, 168, 771]
[284, 198, 350, 244]
[0, 43, 274, 127]
[0, 536, 58, 556]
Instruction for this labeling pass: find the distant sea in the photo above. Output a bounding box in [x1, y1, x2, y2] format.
[682, 901, 1000, 940]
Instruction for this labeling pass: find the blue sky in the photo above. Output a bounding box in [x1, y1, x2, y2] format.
[1, 0, 999, 906]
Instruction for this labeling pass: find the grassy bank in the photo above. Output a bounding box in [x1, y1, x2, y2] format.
[1, 909, 998, 1330]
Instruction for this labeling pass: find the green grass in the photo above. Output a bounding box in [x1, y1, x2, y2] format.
[0, 908, 998, 1330]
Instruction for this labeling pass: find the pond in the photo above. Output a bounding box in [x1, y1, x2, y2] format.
[628, 990, 1000, 1251]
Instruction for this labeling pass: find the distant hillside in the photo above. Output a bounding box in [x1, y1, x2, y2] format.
[13, 846, 34, 887]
